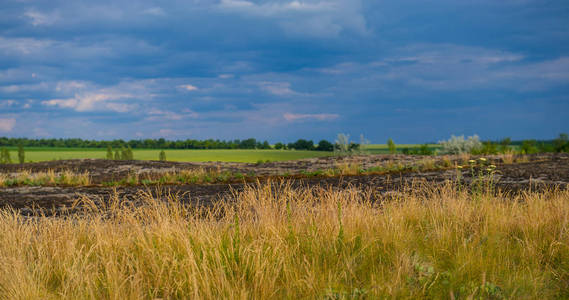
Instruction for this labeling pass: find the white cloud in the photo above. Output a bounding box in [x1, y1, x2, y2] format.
[56, 81, 87, 92]
[33, 127, 49, 137]
[42, 92, 135, 112]
[0, 100, 16, 107]
[178, 84, 199, 91]
[260, 82, 296, 96]
[23, 10, 58, 26]
[0, 118, 16, 132]
[155, 129, 189, 138]
[284, 113, 339, 121]
[146, 108, 199, 121]
[218, 0, 368, 37]
[142, 7, 166, 16]
[0, 37, 52, 55]
[314, 44, 568, 92]
[219, 0, 336, 15]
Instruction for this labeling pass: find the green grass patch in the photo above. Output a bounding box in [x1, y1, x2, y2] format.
[13, 148, 333, 163]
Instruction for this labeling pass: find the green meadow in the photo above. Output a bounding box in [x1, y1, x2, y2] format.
[9, 148, 334, 163]
[1, 144, 446, 163]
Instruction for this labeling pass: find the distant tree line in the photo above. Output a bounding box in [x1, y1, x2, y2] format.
[0, 137, 341, 151]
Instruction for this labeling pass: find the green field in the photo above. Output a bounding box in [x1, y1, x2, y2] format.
[8, 148, 334, 163]
[2, 144, 446, 163]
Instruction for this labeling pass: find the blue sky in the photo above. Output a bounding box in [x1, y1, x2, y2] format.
[0, 0, 568, 143]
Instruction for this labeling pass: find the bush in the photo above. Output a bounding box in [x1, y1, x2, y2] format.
[17, 145, 25, 164]
[499, 137, 511, 153]
[334, 134, 360, 154]
[387, 138, 396, 154]
[438, 134, 482, 154]
[475, 141, 498, 155]
[114, 150, 120, 160]
[0, 147, 11, 164]
[520, 140, 538, 154]
[159, 150, 166, 161]
[553, 133, 569, 152]
[106, 146, 113, 160]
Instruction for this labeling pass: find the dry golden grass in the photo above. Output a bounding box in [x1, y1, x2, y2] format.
[0, 182, 568, 299]
[498, 150, 517, 164]
[0, 169, 90, 187]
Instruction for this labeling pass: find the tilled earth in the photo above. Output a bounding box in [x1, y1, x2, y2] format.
[1, 153, 568, 216]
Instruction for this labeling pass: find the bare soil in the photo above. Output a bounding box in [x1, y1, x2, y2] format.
[1, 153, 568, 216]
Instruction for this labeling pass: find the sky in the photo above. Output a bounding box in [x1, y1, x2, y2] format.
[0, 0, 568, 143]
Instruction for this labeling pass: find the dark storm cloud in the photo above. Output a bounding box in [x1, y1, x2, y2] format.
[0, 0, 567, 142]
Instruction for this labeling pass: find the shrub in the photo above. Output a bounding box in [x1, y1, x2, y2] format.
[520, 140, 538, 154]
[114, 150, 120, 160]
[499, 137, 511, 153]
[418, 144, 433, 155]
[335, 133, 350, 153]
[475, 141, 498, 155]
[537, 142, 554, 153]
[387, 138, 396, 154]
[159, 150, 166, 161]
[106, 145, 113, 160]
[438, 134, 482, 154]
[17, 145, 25, 164]
[0, 147, 11, 164]
[553, 133, 569, 152]
[126, 146, 134, 160]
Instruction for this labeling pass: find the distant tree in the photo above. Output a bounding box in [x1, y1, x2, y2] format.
[274, 142, 285, 150]
[159, 150, 166, 161]
[262, 141, 271, 149]
[106, 145, 113, 160]
[290, 139, 314, 150]
[239, 138, 257, 149]
[114, 150, 120, 160]
[316, 140, 334, 151]
[17, 144, 25, 164]
[387, 138, 396, 154]
[0, 147, 11, 164]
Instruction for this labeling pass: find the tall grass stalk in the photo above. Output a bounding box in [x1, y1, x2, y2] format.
[0, 182, 567, 298]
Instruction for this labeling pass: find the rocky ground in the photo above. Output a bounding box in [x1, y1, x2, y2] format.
[1, 153, 568, 216]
